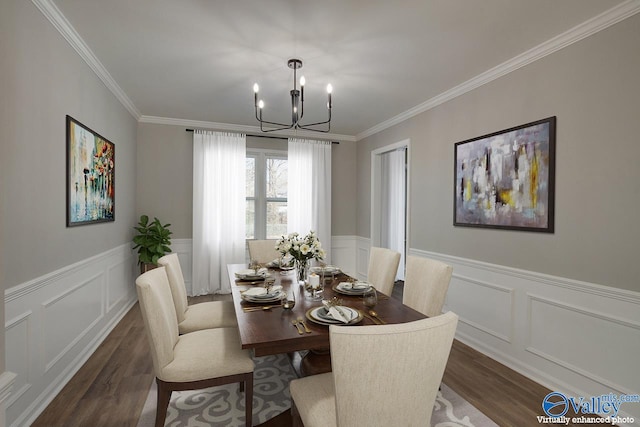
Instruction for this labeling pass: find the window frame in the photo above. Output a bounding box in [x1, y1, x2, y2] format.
[246, 148, 287, 240]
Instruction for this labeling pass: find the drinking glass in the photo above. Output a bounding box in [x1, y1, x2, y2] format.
[249, 258, 259, 274]
[282, 289, 296, 310]
[363, 287, 378, 308]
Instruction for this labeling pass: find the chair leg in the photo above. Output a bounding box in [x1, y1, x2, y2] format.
[155, 379, 172, 427]
[291, 400, 304, 427]
[240, 381, 245, 393]
[244, 372, 254, 427]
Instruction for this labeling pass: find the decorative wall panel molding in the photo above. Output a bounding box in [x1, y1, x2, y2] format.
[409, 248, 640, 423]
[330, 236, 358, 278]
[4, 244, 137, 427]
[355, 237, 371, 280]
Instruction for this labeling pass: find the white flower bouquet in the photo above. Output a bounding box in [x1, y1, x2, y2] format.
[275, 231, 325, 263]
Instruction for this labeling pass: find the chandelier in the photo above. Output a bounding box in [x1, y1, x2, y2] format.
[253, 58, 332, 133]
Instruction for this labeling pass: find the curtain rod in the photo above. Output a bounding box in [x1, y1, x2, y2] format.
[185, 129, 339, 144]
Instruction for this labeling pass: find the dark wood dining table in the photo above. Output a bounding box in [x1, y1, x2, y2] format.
[227, 263, 426, 375]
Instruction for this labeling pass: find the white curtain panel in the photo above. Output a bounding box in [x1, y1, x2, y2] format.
[287, 138, 332, 263]
[192, 130, 246, 295]
[380, 148, 406, 280]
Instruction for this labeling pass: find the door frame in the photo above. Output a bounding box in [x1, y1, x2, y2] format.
[370, 139, 410, 277]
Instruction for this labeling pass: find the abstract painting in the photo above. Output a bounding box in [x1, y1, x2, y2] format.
[454, 117, 555, 232]
[66, 116, 115, 226]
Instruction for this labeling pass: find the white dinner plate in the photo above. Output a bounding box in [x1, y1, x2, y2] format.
[242, 289, 285, 303]
[306, 306, 362, 326]
[333, 281, 372, 296]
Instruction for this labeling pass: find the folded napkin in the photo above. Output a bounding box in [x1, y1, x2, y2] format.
[339, 281, 370, 291]
[236, 268, 268, 276]
[261, 284, 282, 295]
[322, 300, 351, 324]
[243, 287, 268, 296]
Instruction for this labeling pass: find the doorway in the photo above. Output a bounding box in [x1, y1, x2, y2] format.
[371, 139, 409, 280]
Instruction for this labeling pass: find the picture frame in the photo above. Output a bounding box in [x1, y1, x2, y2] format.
[453, 116, 555, 232]
[66, 115, 115, 226]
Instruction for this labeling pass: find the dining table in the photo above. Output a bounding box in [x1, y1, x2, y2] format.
[227, 263, 427, 376]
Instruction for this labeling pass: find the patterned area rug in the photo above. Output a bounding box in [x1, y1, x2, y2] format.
[137, 354, 497, 427]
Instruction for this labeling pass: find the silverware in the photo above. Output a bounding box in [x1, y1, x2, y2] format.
[369, 310, 386, 324]
[292, 319, 304, 334]
[243, 305, 280, 312]
[363, 312, 381, 325]
[236, 280, 266, 285]
[297, 317, 312, 333]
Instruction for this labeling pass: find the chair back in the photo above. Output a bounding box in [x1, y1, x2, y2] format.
[157, 253, 189, 323]
[247, 239, 280, 264]
[135, 267, 179, 377]
[330, 312, 458, 427]
[403, 256, 453, 317]
[367, 247, 401, 294]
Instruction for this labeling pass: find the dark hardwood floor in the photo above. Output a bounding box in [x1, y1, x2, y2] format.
[31, 283, 605, 427]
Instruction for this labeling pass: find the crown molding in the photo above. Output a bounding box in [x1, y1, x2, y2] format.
[33, 0, 639, 142]
[356, 0, 640, 141]
[31, 0, 141, 120]
[139, 115, 357, 142]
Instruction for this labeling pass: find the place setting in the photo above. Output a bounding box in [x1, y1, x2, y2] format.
[234, 259, 276, 285]
[241, 283, 299, 312]
[240, 283, 286, 311]
[310, 264, 341, 276]
[305, 297, 364, 326]
[332, 278, 373, 296]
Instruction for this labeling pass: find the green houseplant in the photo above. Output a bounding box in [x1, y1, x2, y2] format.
[133, 215, 172, 273]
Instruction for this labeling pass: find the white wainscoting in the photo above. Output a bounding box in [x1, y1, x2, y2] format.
[409, 249, 640, 425]
[4, 244, 138, 427]
[330, 236, 358, 278]
[355, 236, 371, 280]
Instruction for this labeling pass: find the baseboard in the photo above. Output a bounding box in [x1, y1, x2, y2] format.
[4, 244, 138, 427]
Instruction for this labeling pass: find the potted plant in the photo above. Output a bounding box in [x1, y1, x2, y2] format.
[133, 214, 172, 274]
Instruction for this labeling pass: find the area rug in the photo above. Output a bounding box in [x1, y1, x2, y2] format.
[137, 354, 497, 427]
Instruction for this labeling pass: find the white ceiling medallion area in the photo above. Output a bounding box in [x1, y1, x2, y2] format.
[32, 0, 640, 142]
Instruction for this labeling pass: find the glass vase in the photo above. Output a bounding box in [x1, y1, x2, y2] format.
[295, 258, 310, 284]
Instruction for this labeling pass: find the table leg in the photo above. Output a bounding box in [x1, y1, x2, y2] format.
[300, 348, 332, 376]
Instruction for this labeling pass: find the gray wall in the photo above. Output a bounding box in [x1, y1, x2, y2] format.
[136, 124, 193, 238]
[136, 124, 357, 238]
[0, 0, 138, 370]
[357, 14, 640, 292]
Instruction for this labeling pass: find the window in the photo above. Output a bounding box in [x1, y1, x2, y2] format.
[246, 150, 287, 240]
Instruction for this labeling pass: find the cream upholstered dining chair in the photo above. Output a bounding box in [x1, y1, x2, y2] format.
[290, 311, 459, 427]
[366, 247, 401, 295]
[136, 267, 254, 427]
[247, 239, 280, 264]
[157, 253, 237, 334]
[403, 255, 453, 317]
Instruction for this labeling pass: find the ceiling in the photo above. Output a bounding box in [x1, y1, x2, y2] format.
[47, 0, 632, 139]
